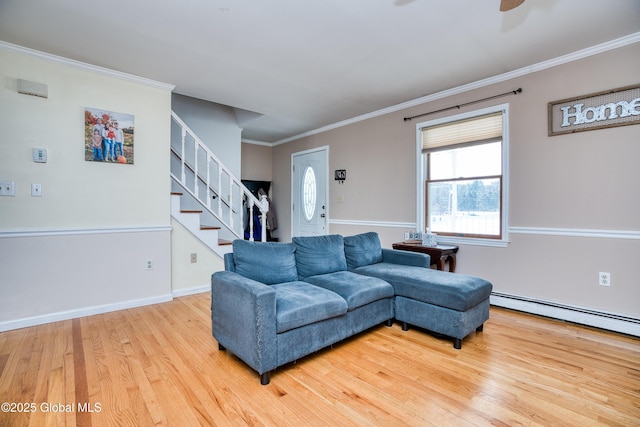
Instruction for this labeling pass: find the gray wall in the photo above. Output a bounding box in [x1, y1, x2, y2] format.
[172, 94, 242, 178]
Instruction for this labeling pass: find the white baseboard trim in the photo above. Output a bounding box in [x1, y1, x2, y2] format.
[0, 294, 173, 332]
[491, 292, 640, 337]
[172, 285, 210, 298]
[5, 287, 636, 337]
[509, 226, 640, 240]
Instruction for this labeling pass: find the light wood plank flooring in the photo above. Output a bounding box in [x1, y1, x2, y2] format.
[0, 293, 638, 426]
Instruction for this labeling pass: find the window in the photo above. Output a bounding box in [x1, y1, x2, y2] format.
[417, 105, 508, 245]
[302, 166, 317, 221]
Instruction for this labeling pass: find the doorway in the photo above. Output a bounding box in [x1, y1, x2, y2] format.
[291, 147, 328, 237]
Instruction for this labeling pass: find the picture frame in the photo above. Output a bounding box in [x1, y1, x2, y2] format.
[84, 107, 135, 164]
[548, 84, 640, 136]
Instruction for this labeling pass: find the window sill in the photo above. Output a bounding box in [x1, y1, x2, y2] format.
[435, 235, 510, 248]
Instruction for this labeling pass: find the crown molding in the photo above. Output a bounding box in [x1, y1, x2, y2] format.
[241, 138, 273, 147]
[4, 31, 637, 147]
[271, 32, 640, 146]
[0, 41, 175, 91]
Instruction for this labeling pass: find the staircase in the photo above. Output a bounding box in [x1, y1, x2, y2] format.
[170, 111, 269, 257]
[170, 192, 234, 256]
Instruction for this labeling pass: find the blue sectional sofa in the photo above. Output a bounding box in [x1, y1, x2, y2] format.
[211, 232, 492, 385]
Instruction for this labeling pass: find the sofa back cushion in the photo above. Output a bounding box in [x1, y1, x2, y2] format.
[232, 240, 298, 285]
[343, 232, 383, 269]
[292, 234, 348, 279]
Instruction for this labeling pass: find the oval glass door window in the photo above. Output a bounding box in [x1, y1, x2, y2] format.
[303, 166, 317, 221]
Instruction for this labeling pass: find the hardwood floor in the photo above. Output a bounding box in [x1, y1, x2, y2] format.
[1, 293, 638, 426]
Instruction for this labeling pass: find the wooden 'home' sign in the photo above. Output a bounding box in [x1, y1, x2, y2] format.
[548, 84, 640, 136]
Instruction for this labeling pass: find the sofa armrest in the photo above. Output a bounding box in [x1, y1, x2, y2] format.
[211, 271, 278, 374]
[381, 248, 430, 268]
[223, 252, 235, 271]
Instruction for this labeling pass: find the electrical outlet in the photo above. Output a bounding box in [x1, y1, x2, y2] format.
[31, 183, 42, 197]
[146, 259, 154, 270]
[598, 272, 611, 287]
[190, 253, 197, 263]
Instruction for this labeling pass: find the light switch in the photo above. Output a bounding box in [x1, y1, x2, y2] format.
[0, 181, 16, 196]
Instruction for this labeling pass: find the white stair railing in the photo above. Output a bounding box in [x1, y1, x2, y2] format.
[170, 111, 268, 242]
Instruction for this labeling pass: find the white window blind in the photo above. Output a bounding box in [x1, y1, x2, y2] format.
[422, 112, 502, 151]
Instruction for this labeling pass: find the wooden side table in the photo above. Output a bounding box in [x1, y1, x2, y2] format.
[392, 242, 459, 272]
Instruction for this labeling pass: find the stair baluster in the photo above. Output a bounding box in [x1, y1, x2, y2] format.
[170, 111, 269, 251]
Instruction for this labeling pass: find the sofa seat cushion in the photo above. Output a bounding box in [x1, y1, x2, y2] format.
[232, 240, 298, 285]
[292, 234, 348, 279]
[304, 271, 394, 311]
[271, 281, 348, 333]
[354, 263, 492, 312]
[343, 232, 383, 269]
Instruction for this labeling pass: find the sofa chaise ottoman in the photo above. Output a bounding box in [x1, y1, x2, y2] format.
[344, 232, 493, 349]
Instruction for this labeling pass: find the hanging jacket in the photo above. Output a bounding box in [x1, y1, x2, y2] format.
[257, 188, 277, 231]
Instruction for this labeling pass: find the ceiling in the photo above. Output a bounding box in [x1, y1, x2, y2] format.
[1, 0, 639, 144]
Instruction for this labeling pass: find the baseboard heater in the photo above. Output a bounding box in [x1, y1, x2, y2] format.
[490, 292, 640, 337]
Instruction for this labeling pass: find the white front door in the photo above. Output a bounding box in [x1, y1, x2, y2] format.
[291, 147, 328, 237]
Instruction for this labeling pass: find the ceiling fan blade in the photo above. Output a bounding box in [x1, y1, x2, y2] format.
[500, 0, 525, 11]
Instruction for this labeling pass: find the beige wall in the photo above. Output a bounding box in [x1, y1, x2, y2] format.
[0, 46, 174, 330]
[170, 219, 224, 294]
[242, 143, 273, 182]
[0, 48, 172, 229]
[268, 43, 640, 319]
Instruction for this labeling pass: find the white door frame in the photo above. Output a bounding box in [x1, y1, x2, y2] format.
[291, 146, 329, 237]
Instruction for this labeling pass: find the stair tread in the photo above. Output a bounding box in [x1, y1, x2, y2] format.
[200, 225, 221, 230]
[171, 186, 234, 253]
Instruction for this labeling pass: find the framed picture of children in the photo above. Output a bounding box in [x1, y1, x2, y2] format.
[84, 107, 134, 164]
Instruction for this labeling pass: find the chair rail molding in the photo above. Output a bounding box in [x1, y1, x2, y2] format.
[0, 225, 172, 239]
[328, 218, 416, 229]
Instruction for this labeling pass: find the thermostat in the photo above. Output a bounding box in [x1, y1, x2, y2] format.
[33, 148, 47, 163]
